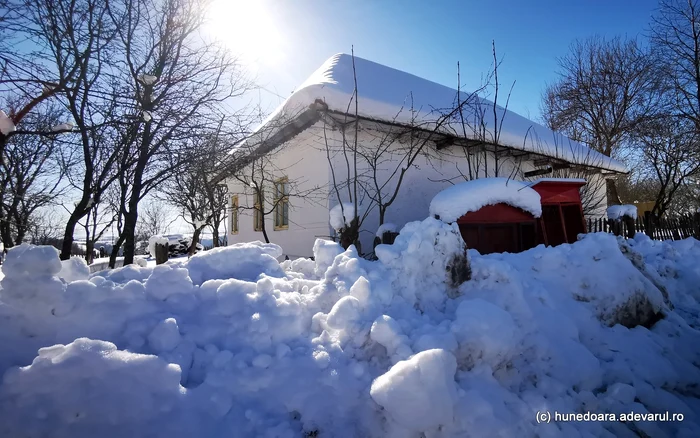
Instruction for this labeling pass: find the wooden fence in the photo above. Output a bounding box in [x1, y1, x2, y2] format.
[587, 212, 700, 241]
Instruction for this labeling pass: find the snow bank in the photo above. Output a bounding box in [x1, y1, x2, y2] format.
[376, 218, 470, 310]
[429, 178, 542, 223]
[0, 338, 190, 438]
[370, 349, 458, 434]
[185, 241, 284, 285]
[607, 204, 638, 220]
[59, 257, 90, 283]
[0, 224, 699, 437]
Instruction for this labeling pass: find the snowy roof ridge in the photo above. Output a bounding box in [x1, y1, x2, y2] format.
[246, 53, 628, 174]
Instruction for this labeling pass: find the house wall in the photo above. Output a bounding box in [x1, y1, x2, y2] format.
[225, 126, 331, 259]
[323, 123, 540, 254]
[225, 119, 608, 258]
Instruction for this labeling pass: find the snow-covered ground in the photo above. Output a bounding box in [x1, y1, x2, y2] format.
[0, 218, 699, 437]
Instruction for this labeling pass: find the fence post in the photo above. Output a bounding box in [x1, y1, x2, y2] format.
[623, 215, 636, 238]
[608, 218, 622, 236]
[155, 243, 169, 265]
[644, 211, 655, 240]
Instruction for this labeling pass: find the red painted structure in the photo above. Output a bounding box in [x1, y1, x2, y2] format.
[454, 179, 587, 255]
[456, 204, 538, 254]
[530, 179, 587, 247]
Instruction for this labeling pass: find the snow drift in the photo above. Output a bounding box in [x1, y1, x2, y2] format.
[0, 223, 699, 437]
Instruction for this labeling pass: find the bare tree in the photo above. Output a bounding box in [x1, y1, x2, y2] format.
[633, 116, 700, 218]
[651, 0, 700, 131]
[0, 0, 77, 160]
[542, 36, 663, 206]
[26, 208, 63, 245]
[104, 0, 252, 265]
[79, 201, 117, 264]
[0, 101, 69, 249]
[12, 0, 131, 260]
[161, 135, 230, 255]
[135, 200, 171, 242]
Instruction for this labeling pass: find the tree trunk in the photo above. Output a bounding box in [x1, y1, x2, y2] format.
[260, 215, 270, 243]
[60, 214, 81, 260]
[14, 226, 26, 246]
[85, 240, 95, 265]
[606, 178, 622, 207]
[108, 234, 125, 269]
[1, 220, 13, 251]
[212, 226, 220, 248]
[188, 227, 204, 256]
[339, 218, 360, 251]
[122, 209, 138, 266]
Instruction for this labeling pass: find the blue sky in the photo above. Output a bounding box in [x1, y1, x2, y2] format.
[211, 0, 660, 122]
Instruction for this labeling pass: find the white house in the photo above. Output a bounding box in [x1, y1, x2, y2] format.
[219, 54, 627, 259]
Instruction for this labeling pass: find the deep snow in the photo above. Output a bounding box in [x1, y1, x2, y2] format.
[0, 221, 699, 437]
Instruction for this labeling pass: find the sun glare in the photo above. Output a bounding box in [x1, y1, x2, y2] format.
[206, 0, 284, 70]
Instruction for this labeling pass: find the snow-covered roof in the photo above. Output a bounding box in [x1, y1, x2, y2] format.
[430, 177, 542, 222]
[246, 54, 627, 173]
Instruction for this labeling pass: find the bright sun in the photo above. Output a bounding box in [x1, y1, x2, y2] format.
[205, 0, 283, 69]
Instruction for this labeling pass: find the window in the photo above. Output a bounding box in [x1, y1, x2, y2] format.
[274, 177, 289, 230]
[253, 189, 264, 231]
[230, 195, 239, 234]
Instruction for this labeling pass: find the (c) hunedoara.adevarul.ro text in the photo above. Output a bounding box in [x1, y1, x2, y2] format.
[536, 410, 685, 424]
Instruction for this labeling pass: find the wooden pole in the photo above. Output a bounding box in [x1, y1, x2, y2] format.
[155, 243, 169, 265]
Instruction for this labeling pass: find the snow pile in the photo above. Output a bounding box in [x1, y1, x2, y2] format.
[375, 222, 398, 238]
[626, 234, 700, 325]
[370, 349, 458, 435]
[185, 241, 285, 285]
[376, 218, 470, 310]
[0, 110, 16, 135]
[59, 257, 90, 283]
[329, 203, 364, 230]
[0, 338, 191, 438]
[430, 177, 542, 222]
[607, 204, 638, 220]
[0, 223, 699, 437]
[147, 235, 170, 257]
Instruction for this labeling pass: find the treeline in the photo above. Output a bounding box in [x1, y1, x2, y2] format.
[0, 0, 253, 265]
[543, 0, 700, 218]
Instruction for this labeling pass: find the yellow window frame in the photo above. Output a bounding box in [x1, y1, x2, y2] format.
[274, 177, 289, 230]
[230, 195, 239, 234]
[253, 189, 264, 231]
